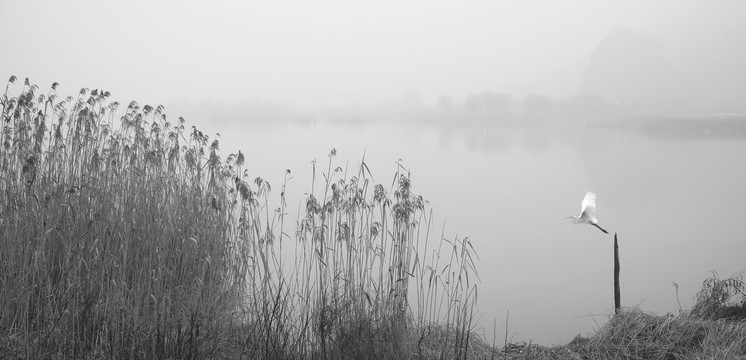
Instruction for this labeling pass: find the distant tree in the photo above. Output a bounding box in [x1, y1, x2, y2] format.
[522, 94, 555, 117]
[480, 91, 512, 117]
[480, 92, 498, 115]
[463, 93, 482, 115]
[435, 95, 455, 115]
[497, 93, 513, 116]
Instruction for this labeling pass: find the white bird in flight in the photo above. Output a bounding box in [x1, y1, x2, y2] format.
[568, 191, 608, 234]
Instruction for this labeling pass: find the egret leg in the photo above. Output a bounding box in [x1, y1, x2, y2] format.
[592, 223, 608, 234]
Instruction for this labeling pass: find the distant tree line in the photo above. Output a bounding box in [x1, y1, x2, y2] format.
[431, 91, 695, 120]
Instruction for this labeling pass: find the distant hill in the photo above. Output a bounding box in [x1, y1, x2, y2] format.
[580, 26, 691, 103]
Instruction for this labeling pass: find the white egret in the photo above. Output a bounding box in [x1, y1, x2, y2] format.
[568, 191, 608, 234]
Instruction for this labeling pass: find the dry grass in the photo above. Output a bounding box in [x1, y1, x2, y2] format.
[0, 77, 481, 359]
[495, 273, 746, 360]
[471, 309, 746, 360]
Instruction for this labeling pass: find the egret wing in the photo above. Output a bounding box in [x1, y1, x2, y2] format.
[580, 191, 598, 218]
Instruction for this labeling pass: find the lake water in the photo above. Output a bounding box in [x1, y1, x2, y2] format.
[199, 116, 746, 346]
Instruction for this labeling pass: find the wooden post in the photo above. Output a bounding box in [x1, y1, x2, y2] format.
[614, 233, 621, 314]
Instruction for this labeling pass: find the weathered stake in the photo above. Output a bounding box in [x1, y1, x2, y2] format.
[614, 233, 621, 314]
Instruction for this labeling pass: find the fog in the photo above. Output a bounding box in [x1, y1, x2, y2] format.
[2, 1, 745, 109]
[2, 0, 746, 347]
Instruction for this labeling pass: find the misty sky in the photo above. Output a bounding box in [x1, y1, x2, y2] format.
[1, 0, 744, 107]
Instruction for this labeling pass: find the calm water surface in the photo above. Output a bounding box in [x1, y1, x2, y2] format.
[206, 118, 746, 345]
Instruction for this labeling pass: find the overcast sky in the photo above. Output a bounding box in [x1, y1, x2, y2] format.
[1, 0, 744, 107]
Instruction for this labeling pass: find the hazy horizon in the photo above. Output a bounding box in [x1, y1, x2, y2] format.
[2, 1, 745, 110]
[2, 0, 746, 349]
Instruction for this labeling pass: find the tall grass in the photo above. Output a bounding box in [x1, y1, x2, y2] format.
[0, 77, 481, 359]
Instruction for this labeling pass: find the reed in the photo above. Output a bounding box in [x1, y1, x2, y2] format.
[0, 77, 482, 359]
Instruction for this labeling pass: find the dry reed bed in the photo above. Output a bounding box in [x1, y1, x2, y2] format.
[0, 77, 481, 359]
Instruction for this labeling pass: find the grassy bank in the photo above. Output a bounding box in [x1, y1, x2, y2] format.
[492, 273, 746, 359]
[0, 77, 480, 359]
